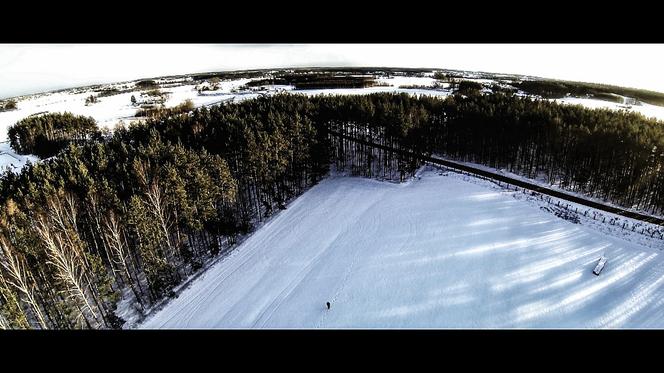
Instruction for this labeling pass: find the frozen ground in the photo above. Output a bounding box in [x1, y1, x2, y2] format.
[139, 167, 664, 329]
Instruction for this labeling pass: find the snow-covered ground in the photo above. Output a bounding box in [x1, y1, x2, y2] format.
[447, 166, 664, 252]
[449, 157, 664, 222]
[3, 73, 664, 173]
[139, 167, 664, 328]
[0, 79, 259, 141]
[0, 90, 139, 138]
[375, 76, 439, 87]
[290, 86, 451, 98]
[0, 141, 38, 172]
[551, 96, 664, 122]
[0, 76, 454, 173]
[0, 78, 270, 171]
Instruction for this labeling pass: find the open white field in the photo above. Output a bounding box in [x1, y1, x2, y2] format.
[140, 169, 664, 329]
[551, 96, 664, 122]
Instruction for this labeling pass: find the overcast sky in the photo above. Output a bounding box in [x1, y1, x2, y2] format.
[1, 44, 663, 99]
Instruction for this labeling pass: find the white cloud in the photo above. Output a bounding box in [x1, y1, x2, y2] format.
[1, 44, 663, 99]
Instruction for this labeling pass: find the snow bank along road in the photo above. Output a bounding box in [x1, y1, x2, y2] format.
[327, 129, 664, 226]
[140, 170, 664, 328]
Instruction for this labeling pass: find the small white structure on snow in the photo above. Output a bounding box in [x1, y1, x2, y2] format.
[593, 256, 608, 276]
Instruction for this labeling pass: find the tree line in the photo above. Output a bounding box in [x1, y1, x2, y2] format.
[7, 112, 99, 158]
[311, 92, 664, 214]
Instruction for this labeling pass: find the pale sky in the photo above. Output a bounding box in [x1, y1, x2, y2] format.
[1, 44, 663, 99]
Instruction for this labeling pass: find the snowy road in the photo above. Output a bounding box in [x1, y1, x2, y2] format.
[140, 170, 664, 328]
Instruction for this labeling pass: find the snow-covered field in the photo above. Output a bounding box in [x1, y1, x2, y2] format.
[290, 86, 451, 98]
[0, 78, 265, 171]
[450, 157, 664, 222]
[551, 96, 664, 122]
[0, 79, 256, 142]
[375, 76, 439, 87]
[0, 141, 38, 172]
[0, 77, 454, 172]
[139, 168, 664, 329]
[4, 73, 664, 173]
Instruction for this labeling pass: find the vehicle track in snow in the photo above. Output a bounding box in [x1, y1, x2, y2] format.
[315, 196, 386, 328]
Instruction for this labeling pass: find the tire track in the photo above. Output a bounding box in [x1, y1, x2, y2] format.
[316, 196, 385, 328]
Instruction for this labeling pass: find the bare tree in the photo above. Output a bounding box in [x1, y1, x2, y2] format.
[135, 160, 177, 262]
[104, 210, 144, 306]
[86, 192, 115, 273]
[35, 215, 101, 328]
[0, 313, 7, 329]
[0, 271, 29, 329]
[44, 193, 110, 321]
[0, 236, 48, 329]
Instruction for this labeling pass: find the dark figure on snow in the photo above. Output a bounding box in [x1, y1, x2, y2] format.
[326, 302, 330, 310]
